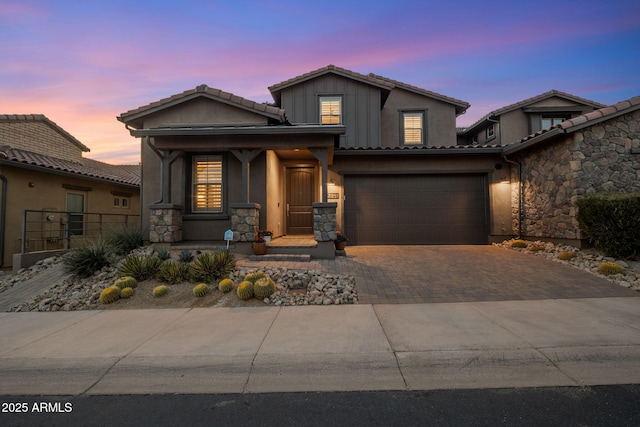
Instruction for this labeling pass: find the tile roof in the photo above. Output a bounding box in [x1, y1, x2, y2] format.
[336, 144, 503, 155]
[0, 145, 140, 187]
[503, 95, 640, 155]
[461, 90, 607, 133]
[268, 64, 395, 94]
[119, 85, 285, 126]
[367, 72, 470, 114]
[0, 114, 90, 152]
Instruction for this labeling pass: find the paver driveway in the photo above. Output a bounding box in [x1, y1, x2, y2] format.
[240, 245, 640, 304]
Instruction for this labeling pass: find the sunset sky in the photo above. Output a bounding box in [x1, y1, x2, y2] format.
[1, 0, 638, 164]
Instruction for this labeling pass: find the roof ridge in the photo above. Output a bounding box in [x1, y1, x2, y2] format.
[268, 64, 394, 93]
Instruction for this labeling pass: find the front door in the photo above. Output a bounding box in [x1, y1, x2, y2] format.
[286, 167, 314, 235]
[66, 192, 85, 236]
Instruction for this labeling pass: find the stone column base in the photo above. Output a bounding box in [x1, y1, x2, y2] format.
[149, 204, 183, 243]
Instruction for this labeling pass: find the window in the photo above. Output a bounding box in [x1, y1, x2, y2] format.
[486, 124, 495, 139]
[66, 192, 85, 236]
[193, 155, 223, 212]
[320, 96, 342, 125]
[113, 197, 130, 208]
[541, 115, 567, 129]
[401, 111, 425, 145]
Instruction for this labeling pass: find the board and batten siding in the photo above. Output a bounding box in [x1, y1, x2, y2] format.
[279, 74, 381, 148]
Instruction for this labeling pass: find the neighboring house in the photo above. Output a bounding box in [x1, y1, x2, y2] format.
[0, 114, 141, 270]
[118, 65, 639, 256]
[457, 90, 605, 146]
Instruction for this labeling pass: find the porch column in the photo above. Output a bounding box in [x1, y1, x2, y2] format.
[309, 148, 329, 203]
[312, 202, 337, 242]
[231, 149, 262, 204]
[149, 204, 183, 243]
[230, 203, 261, 242]
[146, 137, 182, 204]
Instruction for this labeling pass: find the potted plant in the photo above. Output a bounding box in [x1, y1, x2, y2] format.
[260, 230, 273, 246]
[252, 232, 267, 255]
[334, 231, 348, 250]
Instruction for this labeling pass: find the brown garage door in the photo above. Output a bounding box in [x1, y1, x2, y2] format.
[344, 174, 488, 245]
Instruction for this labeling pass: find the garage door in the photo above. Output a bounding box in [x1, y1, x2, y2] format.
[344, 174, 488, 245]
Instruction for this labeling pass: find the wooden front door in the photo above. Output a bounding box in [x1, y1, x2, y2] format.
[286, 167, 314, 235]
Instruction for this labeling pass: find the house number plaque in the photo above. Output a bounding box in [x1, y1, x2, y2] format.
[327, 193, 339, 199]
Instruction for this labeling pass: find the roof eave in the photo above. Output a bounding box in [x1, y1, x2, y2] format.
[502, 127, 564, 155]
[130, 125, 346, 138]
[335, 146, 503, 156]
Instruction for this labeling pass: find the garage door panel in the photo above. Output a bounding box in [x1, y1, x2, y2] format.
[344, 174, 488, 245]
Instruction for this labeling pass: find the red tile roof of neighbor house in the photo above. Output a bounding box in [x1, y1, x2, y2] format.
[118, 84, 285, 125]
[460, 90, 607, 134]
[0, 114, 90, 152]
[0, 145, 140, 187]
[503, 95, 640, 155]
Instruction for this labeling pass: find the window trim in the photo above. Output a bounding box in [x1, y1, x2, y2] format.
[190, 154, 226, 214]
[486, 124, 495, 140]
[319, 95, 342, 125]
[399, 109, 427, 146]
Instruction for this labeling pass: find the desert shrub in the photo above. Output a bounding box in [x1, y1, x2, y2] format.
[120, 287, 135, 299]
[597, 262, 624, 276]
[106, 225, 144, 255]
[576, 193, 640, 258]
[100, 286, 121, 304]
[114, 276, 138, 289]
[191, 249, 236, 283]
[510, 239, 528, 248]
[63, 238, 113, 278]
[153, 285, 168, 297]
[193, 283, 210, 297]
[558, 252, 576, 261]
[528, 244, 545, 252]
[119, 255, 162, 281]
[237, 280, 254, 300]
[218, 278, 234, 293]
[179, 249, 194, 263]
[157, 260, 192, 284]
[156, 247, 171, 261]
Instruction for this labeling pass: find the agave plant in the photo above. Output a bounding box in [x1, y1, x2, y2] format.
[157, 260, 192, 284]
[191, 249, 236, 283]
[63, 237, 114, 278]
[119, 255, 162, 281]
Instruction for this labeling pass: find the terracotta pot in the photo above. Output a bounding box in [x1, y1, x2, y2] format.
[334, 241, 347, 250]
[252, 242, 267, 255]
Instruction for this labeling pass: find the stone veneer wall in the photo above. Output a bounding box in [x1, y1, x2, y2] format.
[231, 203, 260, 242]
[149, 205, 183, 243]
[515, 111, 640, 241]
[313, 202, 337, 242]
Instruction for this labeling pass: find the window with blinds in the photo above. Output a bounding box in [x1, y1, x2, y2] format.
[402, 112, 424, 145]
[320, 96, 342, 125]
[193, 155, 223, 212]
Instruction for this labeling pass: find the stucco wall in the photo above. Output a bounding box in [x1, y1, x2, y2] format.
[515, 110, 640, 241]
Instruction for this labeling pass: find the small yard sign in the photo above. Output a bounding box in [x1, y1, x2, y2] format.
[224, 229, 233, 248]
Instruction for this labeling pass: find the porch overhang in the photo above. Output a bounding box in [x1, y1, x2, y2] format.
[129, 124, 345, 138]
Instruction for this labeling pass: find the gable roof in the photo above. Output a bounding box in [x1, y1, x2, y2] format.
[503, 95, 640, 155]
[0, 114, 90, 152]
[118, 84, 286, 128]
[0, 145, 140, 187]
[367, 72, 470, 115]
[461, 90, 606, 134]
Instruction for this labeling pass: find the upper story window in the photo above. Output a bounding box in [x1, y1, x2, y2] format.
[486, 124, 495, 140]
[320, 96, 342, 125]
[541, 115, 567, 129]
[401, 111, 426, 145]
[192, 155, 223, 213]
[113, 197, 130, 209]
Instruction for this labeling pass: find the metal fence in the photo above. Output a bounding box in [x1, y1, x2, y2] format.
[21, 210, 141, 253]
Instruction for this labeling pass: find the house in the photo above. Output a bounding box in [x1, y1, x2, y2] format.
[118, 65, 639, 256]
[0, 114, 141, 270]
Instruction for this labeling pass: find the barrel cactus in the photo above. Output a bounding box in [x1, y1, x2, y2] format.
[253, 277, 276, 299]
[510, 239, 528, 248]
[237, 280, 254, 300]
[114, 276, 138, 289]
[598, 262, 624, 276]
[218, 278, 234, 293]
[100, 286, 121, 304]
[558, 251, 576, 261]
[244, 271, 266, 284]
[153, 285, 168, 297]
[120, 287, 135, 299]
[193, 283, 210, 297]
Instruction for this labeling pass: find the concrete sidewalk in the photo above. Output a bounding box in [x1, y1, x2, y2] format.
[2, 297, 640, 395]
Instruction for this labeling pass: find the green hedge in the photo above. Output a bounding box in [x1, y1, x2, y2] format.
[576, 193, 640, 258]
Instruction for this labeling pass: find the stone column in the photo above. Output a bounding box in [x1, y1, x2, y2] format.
[149, 204, 183, 243]
[230, 203, 261, 242]
[313, 202, 337, 242]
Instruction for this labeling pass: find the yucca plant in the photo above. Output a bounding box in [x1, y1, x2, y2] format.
[63, 237, 114, 278]
[119, 255, 162, 281]
[105, 225, 144, 255]
[157, 260, 192, 284]
[191, 249, 236, 283]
